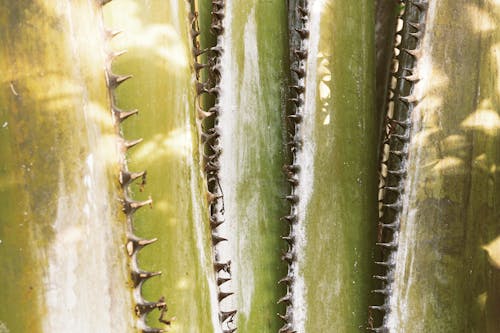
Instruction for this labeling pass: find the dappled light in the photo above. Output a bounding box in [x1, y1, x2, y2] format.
[466, 4, 496, 32]
[483, 236, 500, 269]
[132, 127, 193, 165]
[461, 99, 500, 135]
[104, 0, 189, 69]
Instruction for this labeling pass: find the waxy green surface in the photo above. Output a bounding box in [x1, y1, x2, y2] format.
[387, 1, 500, 331]
[215, 0, 289, 331]
[297, 1, 378, 332]
[103, 1, 218, 332]
[0, 1, 134, 332]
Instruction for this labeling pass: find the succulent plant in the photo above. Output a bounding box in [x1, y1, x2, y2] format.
[0, 1, 499, 333]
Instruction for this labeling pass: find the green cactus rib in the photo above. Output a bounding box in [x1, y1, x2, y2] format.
[100, 3, 169, 333]
[285, 1, 378, 332]
[373, 0, 500, 332]
[200, 0, 290, 332]
[368, 1, 427, 331]
[103, 0, 219, 332]
[190, 0, 239, 331]
[0, 1, 135, 332]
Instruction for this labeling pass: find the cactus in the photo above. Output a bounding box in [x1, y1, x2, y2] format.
[0, 1, 499, 333]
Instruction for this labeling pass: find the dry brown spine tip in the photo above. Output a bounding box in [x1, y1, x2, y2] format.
[281, 235, 295, 245]
[219, 310, 237, 322]
[402, 73, 420, 82]
[369, 304, 389, 312]
[376, 241, 398, 249]
[288, 114, 303, 124]
[105, 29, 122, 40]
[107, 73, 133, 88]
[294, 28, 309, 39]
[403, 48, 422, 59]
[113, 108, 139, 123]
[375, 260, 395, 268]
[278, 275, 293, 285]
[135, 299, 167, 316]
[122, 197, 153, 214]
[217, 277, 231, 286]
[212, 234, 228, 245]
[294, 49, 308, 59]
[290, 85, 305, 93]
[281, 250, 296, 264]
[218, 291, 234, 301]
[280, 214, 297, 224]
[131, 270, 162, 288]
[285, 194, 299, 204]
[124, 138, 144, 150]
[212, 10, 225, 19]
[297, 6, 308, 16]
[387, 168, 406, 176]
[109, 50, 127, 61]
[214, 261, 231, 273]
[126, 236, 158, 256]
[373, 274, 390, 281]
[381, 222, 399, 230]
[119, 170, 145, 186]
[278, 323, 295, 333]
[372, 288, 390, 295]
[398, 95, 418, 104]
[206, 191, 223, 203]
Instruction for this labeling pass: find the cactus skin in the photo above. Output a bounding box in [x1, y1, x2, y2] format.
[376, 1, 500, 332]
[210, 0, 290, 332]
[103, 1, 220, 332]
[286, 1, 378, 332]
[0, 1, 135, 332]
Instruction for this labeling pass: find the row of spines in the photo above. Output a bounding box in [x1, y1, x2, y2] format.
[190, 1, 237, 332]
[368, 1, 428, 332]
[99, 0, 172, 332]
[277, 1, 310, 333]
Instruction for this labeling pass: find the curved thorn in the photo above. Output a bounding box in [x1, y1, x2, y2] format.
[122, 197, 153, 215]
[212, 234, 228, 245]
[113, 107, 139, 123]
[131, 270, 161, 288]
[124, 138, 144, 150]
[218, 291, 234, 302]
[219, 310, 237, 322]
[217, 277, 231, 286]
[135, 299, 167, 316]
[126, 235, 157, 256]
[107, 73, 133, 89]
[119, 170, 145, 187]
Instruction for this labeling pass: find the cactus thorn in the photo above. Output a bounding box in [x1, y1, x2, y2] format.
[214, 261, 231, 273]
[107, 73, 133, 89]
[126, 236, 158, 256]
[122, 196, 153, 214]
[277, 292, 292, 305]
[219, 310, 237, 322]
[217, 277, 231, 285]
[212, 234, 228, 245]
[113, 108, 139, 123]
[218, 291, 234, 301]
[124, 138, 144, 150]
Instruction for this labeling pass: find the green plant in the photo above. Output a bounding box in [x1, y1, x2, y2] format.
[0, 1, 499, 333]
